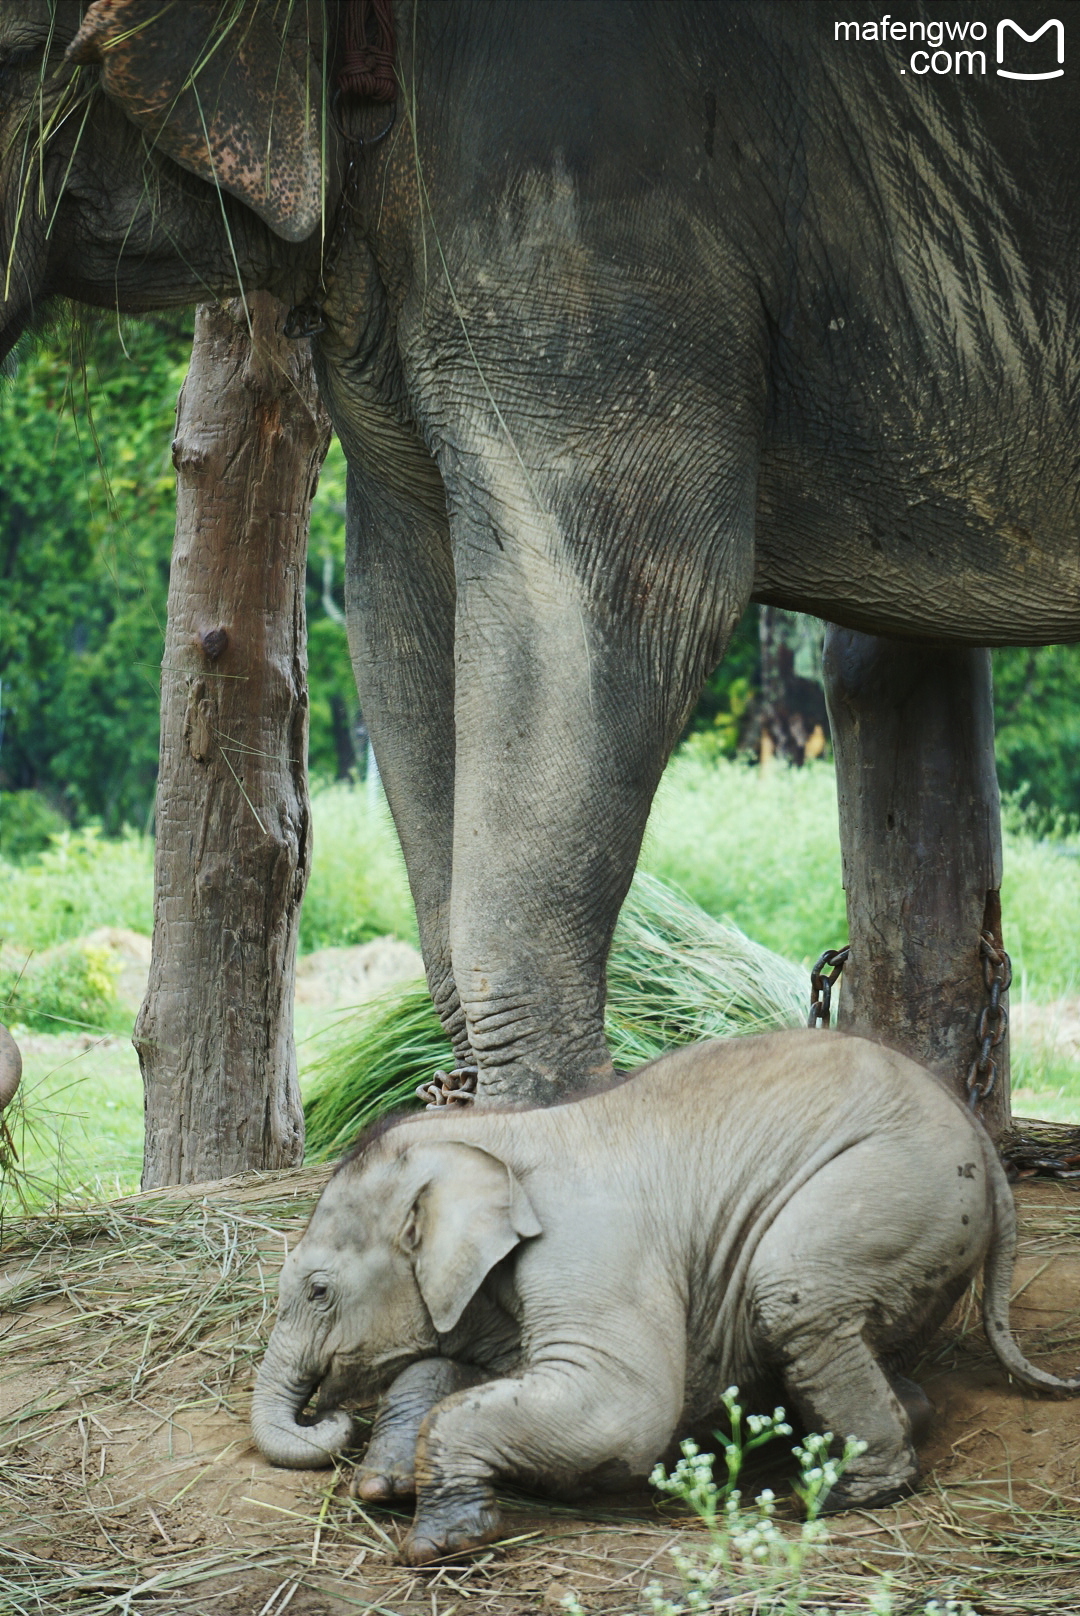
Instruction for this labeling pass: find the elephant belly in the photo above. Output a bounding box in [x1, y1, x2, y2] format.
[753, 434, 1080, 647]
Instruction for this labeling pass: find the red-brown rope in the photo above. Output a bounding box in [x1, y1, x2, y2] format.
[338, 0, 396, 103]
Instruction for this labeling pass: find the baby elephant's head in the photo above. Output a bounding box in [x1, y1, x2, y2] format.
[250, 1129, 540, 1468]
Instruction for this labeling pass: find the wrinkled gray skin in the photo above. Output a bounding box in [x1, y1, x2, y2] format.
[252, 1031, 1079, 1564]
[3, 3, 1080, 1107]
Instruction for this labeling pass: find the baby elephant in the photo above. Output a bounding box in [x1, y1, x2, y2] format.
[252, 1030, 1077, 1563]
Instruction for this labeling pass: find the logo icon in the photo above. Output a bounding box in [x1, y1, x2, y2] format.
[996, 18, 1064, 79]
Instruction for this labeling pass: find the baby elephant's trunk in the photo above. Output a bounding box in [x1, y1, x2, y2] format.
[251, 1332, 354, 1468]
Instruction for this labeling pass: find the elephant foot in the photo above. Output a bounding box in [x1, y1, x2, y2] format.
[352, 1462, 415, 1501]
[400, 1483, 501, 1564]
[817, 1469, 919, 1514]
[351, 1426, 418, 1501]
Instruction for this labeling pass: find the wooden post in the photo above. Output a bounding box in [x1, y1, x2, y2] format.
[136, 294, 331, 1188]
[823, 627, 1011, 1139]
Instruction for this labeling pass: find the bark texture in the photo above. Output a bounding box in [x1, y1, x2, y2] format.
[136, 294, 330, 1188]
[823, 628, 1010, 1138]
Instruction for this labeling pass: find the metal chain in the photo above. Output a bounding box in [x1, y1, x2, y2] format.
[808, 947, 849, 1028]
[966, 930, 1012, 1111]
[416, 1066, 478, 1110]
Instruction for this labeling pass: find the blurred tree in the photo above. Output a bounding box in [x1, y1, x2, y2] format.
[0, 318, 359, 831]
[687, 607, 829, 765]
[0, 314, 187, 830]
[993, 645, 1080, 828]
[686, 605, 760, 749]
[305, 436, 364, 782]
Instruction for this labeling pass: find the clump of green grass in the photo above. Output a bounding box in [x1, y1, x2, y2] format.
[302, 872, 807, 1160]
[1, 939, 128, 1035]
[607, 873, 807, 1062]
[302, 985, 449, 1158]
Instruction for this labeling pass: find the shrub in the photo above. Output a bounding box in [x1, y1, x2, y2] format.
[0, 791, 68, 863]
[0, 939, 127, 1035]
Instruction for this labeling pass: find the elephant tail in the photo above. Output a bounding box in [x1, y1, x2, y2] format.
[981, 1130, 1080, 1394]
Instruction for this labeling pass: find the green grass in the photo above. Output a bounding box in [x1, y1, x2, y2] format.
[0, 825, 154, 950]
[1, 1034, 143, 1211]
[299, 782, 418, 952]
[3, 764, 1078, 997]
[999, 828, 1080, 1002]
[640, 751, 847, 965]
[1010, 1044, 1080, 1123]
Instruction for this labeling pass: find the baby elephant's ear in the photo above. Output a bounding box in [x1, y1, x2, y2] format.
[66, 0, 322, 243]
[402, 1143, 542, 1335]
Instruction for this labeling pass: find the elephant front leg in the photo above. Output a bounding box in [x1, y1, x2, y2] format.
[447, 470, 755, 1105]
[401, 1363, 680, 1564]
[352, 1358, 487, 1502]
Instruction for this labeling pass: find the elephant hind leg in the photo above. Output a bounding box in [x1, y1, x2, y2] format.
[886, 1371, 933, 1447]
[754, 1308, 920, 1510]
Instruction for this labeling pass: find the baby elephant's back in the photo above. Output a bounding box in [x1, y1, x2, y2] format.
[631, 1028, 985, 1181]
[630, 1031, 995, 1388]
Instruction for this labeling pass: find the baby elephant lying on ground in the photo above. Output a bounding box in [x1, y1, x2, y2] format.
[252, 1030, 1078, 1563]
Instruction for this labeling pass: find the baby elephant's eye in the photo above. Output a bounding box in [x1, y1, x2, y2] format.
[307, 1279, 331, 1304]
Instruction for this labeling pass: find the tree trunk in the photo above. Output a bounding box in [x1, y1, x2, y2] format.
[823, 628, 1011, 1138]
[136, 295, 331, 1189]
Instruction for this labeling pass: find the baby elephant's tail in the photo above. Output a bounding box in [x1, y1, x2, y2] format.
[981, 1132, 1080, 1393]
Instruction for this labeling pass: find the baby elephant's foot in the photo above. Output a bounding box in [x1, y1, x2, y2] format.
[818, 1467, 919, 1514]
[400, 1483, 501, 1565]
[351, 1461, 415, 1502]
[353, 1401, 431, 1501]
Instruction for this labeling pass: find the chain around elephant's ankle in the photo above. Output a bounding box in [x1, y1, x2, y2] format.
[417, 1066, 478, 1108]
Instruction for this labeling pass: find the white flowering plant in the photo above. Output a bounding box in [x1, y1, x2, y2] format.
[558, 1389, 982, 1616]
[641, 1390, 867, 1615]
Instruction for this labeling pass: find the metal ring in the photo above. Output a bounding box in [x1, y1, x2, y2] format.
[330, 87, 396, 149]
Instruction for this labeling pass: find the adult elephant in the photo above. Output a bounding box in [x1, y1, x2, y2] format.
[1, 1, 1074, 1106]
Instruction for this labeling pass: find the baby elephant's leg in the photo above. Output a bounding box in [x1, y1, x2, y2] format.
[766, 1317, 919, 1509]
[402, 1365, 679, 1564]
[353, 1359, 486, 1501]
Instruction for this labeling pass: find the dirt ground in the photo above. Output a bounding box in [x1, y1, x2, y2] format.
[3, 1170, 1080, 1616]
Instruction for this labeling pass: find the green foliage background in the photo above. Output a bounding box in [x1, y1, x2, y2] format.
[2, 317, 1080, 844]
[0, 316, 358, 840]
